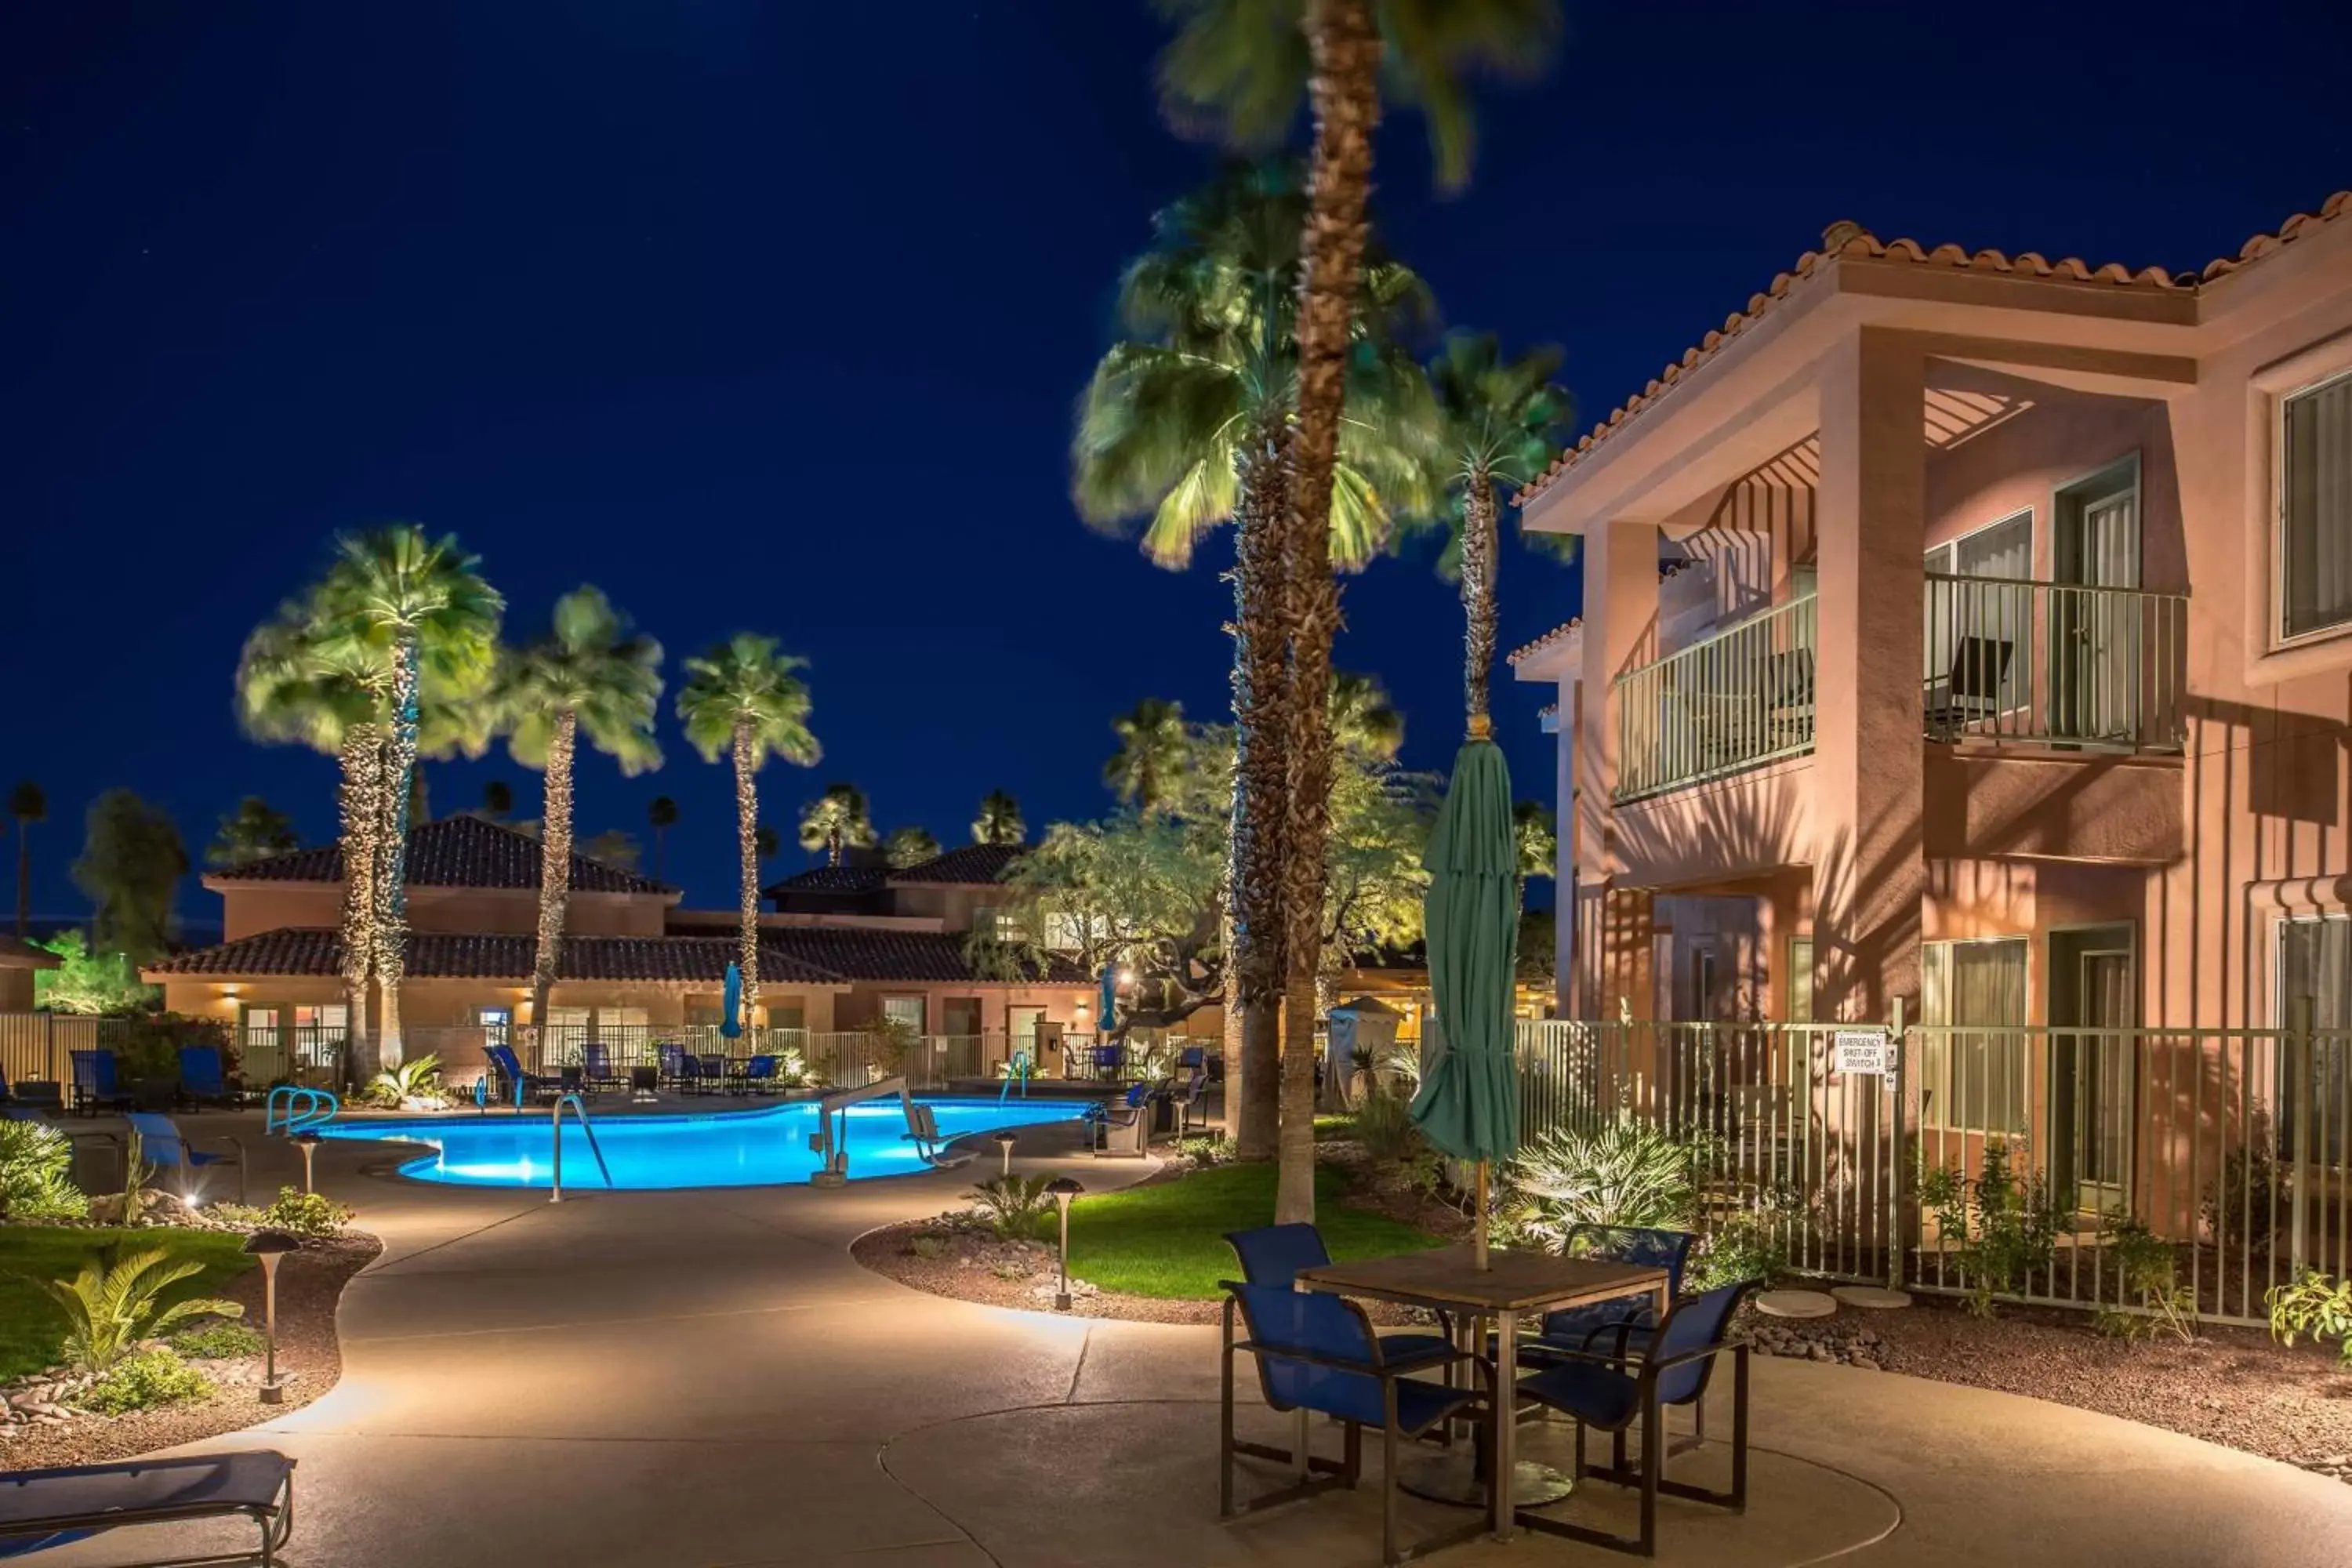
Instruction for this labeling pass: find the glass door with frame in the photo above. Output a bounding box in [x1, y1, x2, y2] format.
[2053, 465, 2141, 743]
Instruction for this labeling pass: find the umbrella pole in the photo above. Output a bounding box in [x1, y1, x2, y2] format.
[1473, 1160, 1490, 1270]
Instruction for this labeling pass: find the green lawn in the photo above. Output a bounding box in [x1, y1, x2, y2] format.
[1064, 1163, 1442, 1299]
[0, 1228, 256, 1381]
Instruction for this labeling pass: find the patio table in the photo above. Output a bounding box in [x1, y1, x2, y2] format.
[1294, 1245, 1670, 1542]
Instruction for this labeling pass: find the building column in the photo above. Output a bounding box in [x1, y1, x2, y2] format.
[1553, 682, 1577, 1015]
[1577, 518, 1662, 1020]
[1811, 328, 1927, 1021]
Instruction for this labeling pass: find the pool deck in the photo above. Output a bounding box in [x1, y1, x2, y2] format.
[26, 1107, 2352, 1567]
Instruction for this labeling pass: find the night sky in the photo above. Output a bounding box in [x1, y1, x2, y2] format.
[4, 2, 2346, 929]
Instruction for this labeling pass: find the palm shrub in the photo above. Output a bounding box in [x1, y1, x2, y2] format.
[967, 1174, 1055, 1241]
[1349, 1087, 1419, 1163]
[0, 1118, 88, 1221]
[361, 1052, 446, 1109]
[1509, 1113, 1702, 1250]
[2266, 1269, 2352, 1366]
[1918, 1139, 2061, 1318]
[36, 1247, 243, 1375]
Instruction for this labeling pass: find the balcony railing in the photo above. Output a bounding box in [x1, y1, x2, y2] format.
[1923, 574, 2187, 751]
[1613, 593, 1817, 802]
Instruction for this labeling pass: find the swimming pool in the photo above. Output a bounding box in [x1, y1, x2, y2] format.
[314, 1097, 1086, 1189]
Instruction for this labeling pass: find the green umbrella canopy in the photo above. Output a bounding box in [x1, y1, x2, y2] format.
[1408, 735, 1523, 1165]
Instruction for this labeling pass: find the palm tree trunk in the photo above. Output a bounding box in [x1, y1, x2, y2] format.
[336, 724, 380, 1084]
[1230, 422, 1292, 1163]
[1276, 0, 1382, 1227]
[731, 720, 761, 1012]
[529, 709, 578, 1033]
[1461, 473, 1500, 722]
[375, 641, 422, 1069]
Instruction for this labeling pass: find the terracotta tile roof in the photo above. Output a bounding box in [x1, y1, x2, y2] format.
[1515, 192, 2352, 510]
[1508, 619, 1581, 666]
[765, 926, 1087, 985]
[763, 864, 889, 898]
[887, 844, 1028, 886]
[209, 814, 674, 896]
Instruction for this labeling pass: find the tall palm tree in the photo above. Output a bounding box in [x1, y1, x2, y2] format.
[798, 783, 877, 866]
[311, 526, 503, 1065]
[1156, 0, 1562, 1222]
[499, 586, 664, 1031]
[9, 782, 45, 938]
[647, 795, 679, 884]
[1422, 332, 1573, 720]
[207, 797, 299, 870]
[677, 636, 820, 1015]
[1105, 699, 1191, 812]
[971, 790, 1025, 847]
[884, 826, 939, 869]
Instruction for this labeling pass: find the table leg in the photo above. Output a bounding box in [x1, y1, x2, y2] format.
[1491, 1306, 1517, 1541]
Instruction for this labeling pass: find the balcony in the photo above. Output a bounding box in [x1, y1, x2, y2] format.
[1611, 579, 2188, 803]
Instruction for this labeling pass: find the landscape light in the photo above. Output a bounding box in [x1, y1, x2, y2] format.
[294, 1131, 321, 1195]
[1047, 1176, 1084, 1311]
[241, 1230, 301, 1404]
[993, 1131, 1018, 1178]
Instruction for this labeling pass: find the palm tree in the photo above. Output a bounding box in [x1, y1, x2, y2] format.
[480, 779, 515, 820]
[499, 586, 664, 1031]
[311, 526, 503, 1065]
[647, 796, 680, 884]
[754, 822, 782, 862]
[798, 784, 877, 866]
[884, 826, 940, 869]
[677, 636, 820, 1015]
[1105, 699, 1191, 813]
[1421, 332, 1573, 721]
[1513, 800, 1556, 882]
[1156, 0, 1562, 1223]
[207, 797, 298, 870]
[9, 782, 45, 938]
[1328, 671, 1404, 760]
[971, 790, 1025, 847]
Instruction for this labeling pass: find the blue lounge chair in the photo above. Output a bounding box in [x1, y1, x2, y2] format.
[1221, 1280, 1488, 1567]
[0, 1068, 66, 1116]
[1178, 1045, 1207, 1073]
[1509, 1279, 1761, 1557]
[1091, 1043, 1127, 1080]
[1225, 1225, 1455, 1369]
[123, 1112, 245, 1205]
[1515, 1225, 1697, 1369]
[482, 1044, 561, 1106]
[0, 1450, 296, 1565]
[176, 1044, 237, 1108]
[742, 1053, 779, 1094]
[658, 1042, 712, 1094]
[1174, 1069, 1210, 1133]
[68, 1049, 130, 1116]
[579, 1041, 625, 1096]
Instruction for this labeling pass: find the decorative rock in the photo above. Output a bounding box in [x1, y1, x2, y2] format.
[1851, 1356, 1882, 1371]
[1831, 1285, 1914, 1311]
[1755, 1289, 1839, 1320]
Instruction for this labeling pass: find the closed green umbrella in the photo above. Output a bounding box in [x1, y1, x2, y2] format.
[1408, 721, 1522, 1268]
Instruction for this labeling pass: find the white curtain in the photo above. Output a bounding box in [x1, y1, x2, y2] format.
[2285, 375, 2352, 639]
[2279, 916, 2350, 1165]
[1922, 938, 2029, 1134]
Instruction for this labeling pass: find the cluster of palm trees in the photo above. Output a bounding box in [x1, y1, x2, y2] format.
[1077, 1, 1570, 1221]
[793, 785, 1022, 870]
[237, 528, 823, 1078]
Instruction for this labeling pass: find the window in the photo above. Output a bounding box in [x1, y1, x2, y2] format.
[2277, 916, 2350, 1167]
[1925, 511, 2034, 719]
[2281, 371, 2352, 641]
[1920, 938, 2029, 1134]
[1787, 938, 1813, 1025]
[882, 996, 925, 1033]
[477, 1007, 511, 1048]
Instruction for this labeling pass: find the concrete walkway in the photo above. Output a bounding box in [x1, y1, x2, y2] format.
[35, 1115, 2352, 1567]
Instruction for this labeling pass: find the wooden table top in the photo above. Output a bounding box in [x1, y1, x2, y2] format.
[1295, 1246, 1669, 1315]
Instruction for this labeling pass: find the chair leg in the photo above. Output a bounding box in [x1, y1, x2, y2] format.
[1382, 1417, 1399, 1568]
[1640, 1388, 1662, 1557]
[1732, 1344, 1750, 1512]
[1219, 1339, 1237, 1519]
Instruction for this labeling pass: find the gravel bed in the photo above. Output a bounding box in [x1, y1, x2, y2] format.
[0, 1232, 379, 1471]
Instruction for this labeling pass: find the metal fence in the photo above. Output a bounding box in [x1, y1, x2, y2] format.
[1922, 574, 2187, 750]
[1515, 1015, 2352, 1327]
[1613, 593, 1817, 802]
[0, 1013, 119, 1089]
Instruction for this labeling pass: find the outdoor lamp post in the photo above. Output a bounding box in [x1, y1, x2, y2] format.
[992, 1131, 1018, 1178]
[1047, 1176, 1083, 1311]
[241, 1230, 301, 1405]
[293, 1131, 321, 1196]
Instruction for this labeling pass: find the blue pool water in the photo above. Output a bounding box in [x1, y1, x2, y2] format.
[314, 1097, 1086, 1189]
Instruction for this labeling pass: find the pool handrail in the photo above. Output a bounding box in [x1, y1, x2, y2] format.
[265, 1086, 339, 1136]
[546, 1093, 613, 1202]
[996, 1051, 1031, 1103]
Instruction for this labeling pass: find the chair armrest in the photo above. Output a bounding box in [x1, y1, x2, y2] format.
[1639, 1338, 1748, 1382]
[1519, 1342, 1643, 1371]
[1229, 1338, 1478, 1379]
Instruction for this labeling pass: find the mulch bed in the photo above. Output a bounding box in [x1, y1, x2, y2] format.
[0, 1232, 379, 1472]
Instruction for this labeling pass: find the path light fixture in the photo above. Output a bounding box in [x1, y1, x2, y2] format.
[993, 1131, 1018, 1178]
[293, 1131, 321, 1195]
[1047, 1176, 1083, 1311]
[241, 1230, 301, 1405]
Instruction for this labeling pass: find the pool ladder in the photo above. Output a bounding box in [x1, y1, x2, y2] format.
[547, 1094, 615, 1203]
[265, 1085, 339, 1136]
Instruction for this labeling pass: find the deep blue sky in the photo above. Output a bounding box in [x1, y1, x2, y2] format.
[4, 2, 2346, 927]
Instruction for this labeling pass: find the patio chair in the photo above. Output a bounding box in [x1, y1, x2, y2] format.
[68, 1049, 131, 1116]
[902, 1101, 945, 1163]
[1225, 1225, 1455, 1369]
[1924, 635, 2013, 741]
[123, 1111, 245, 1205]
[579, 1041, 627, 1097]
[1509, 1279, 1761, 1557]
[1091, 1043, 1127, 1081]
[0, 1069, 66, 1116]
[742, 1053, 780, 1094]
[1515, 1225, 1696, 1367]
[483, 1044, 561, 1106]
[1092, 1083, 1155, 1158]
[1174, 1069, 1210, 1134]
[176, 1044, 238, 1109]
[1220, 1280, 1489, 1567]
[0, 1450, 296, 1566]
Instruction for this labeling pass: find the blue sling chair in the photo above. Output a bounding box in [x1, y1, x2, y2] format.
[124, 1112, 245, 1206]
[1507, 1225, 1703, 1450]
[68, 1049, 131, 1115]
[176, 1044, 237, 1108]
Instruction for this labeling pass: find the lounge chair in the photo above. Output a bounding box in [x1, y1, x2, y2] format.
[176, 1044, 238, 1109]
[482, 1044, 561, 1106]
[902, 1101, 945, 1163]
[1225, 1224, 1455, 1368]
[1509, 1280, 1760, 1557]
[579, 1041, 626, 1097]
[0, 1069, 66, 1117]
[658, 1042, 713, 1095]
[0, 1450, 296, 1566]
[68, 1049, 131, 1116]
[123, 1112, 245, 1205]
[1221, 1280, 1488, 1567]
[742, 1053, 780, 1094]
[1091, 1043, 1127, 1081]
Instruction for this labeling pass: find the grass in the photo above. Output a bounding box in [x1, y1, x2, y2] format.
[0, 1228, 256, 1381]
[1064, 1163, 1443, 1299]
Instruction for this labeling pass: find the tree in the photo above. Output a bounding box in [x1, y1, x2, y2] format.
[972, 789, 1025, 847]
[71, 789, 187, 964]
[9, 781, 45, 938]
[677, 635, 820, 1014]
[481, 779, 515, 819]
[1514, 799, 1556, 882]
[1421, 332, 1573, 720]
[1156, 0, 1563, 1221]
[1329, 670, 1403, 760]
[884, 826, 940, 869]
[798, 783, 877, 866]
[647, 795, 679, 884]
[30, 931, 153, 1016]
[310, 526, 503, 1065]
[1105, 699, 1191, 813]
[207, 797, 297, 870]
[499, 586, 663, 1029]
[754, 822, 782, 862]
[579, 829, 642, 872]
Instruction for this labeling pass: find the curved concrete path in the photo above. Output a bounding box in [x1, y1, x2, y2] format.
[36, 1115, 2352, 1567]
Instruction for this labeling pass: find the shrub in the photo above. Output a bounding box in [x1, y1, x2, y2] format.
[904, 1233, 949, 1261]
[202, 1202, 267, 1228]
[169, 1319, 270, 1359]
[2266, 1269, 2352, 1366]
[260, 1186, 351, 1239]
[1919, 1139, 2061, 1319]
[34, 1247, 243, 1375]
[2094, 1211, 2197, 1344]
[1350, 1089, 1420, 1163]
[2201, 1130, 2279, 1252]
[360, 1054, 445, 1109]
[1510, 1113, 1702, 1250]
[110, 1014, 234, 1082]
[74, 1348, 214, 1414]
[1688, 1185, 1805, 1291]
[0, 1118, 88, 1221]
[120, 1128, 152, 1224]
[967, 1174, 1055, 1241]
[1175, 1134, 1235, 1167]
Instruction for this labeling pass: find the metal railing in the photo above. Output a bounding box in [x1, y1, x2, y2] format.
[1515, 1015, 2352, 1327]
[1924, 574, 2187, 750]
[1613, 594, 1817, 802]
[0, 1013, 122, 1089]
[0, 1013, 339, 1094]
